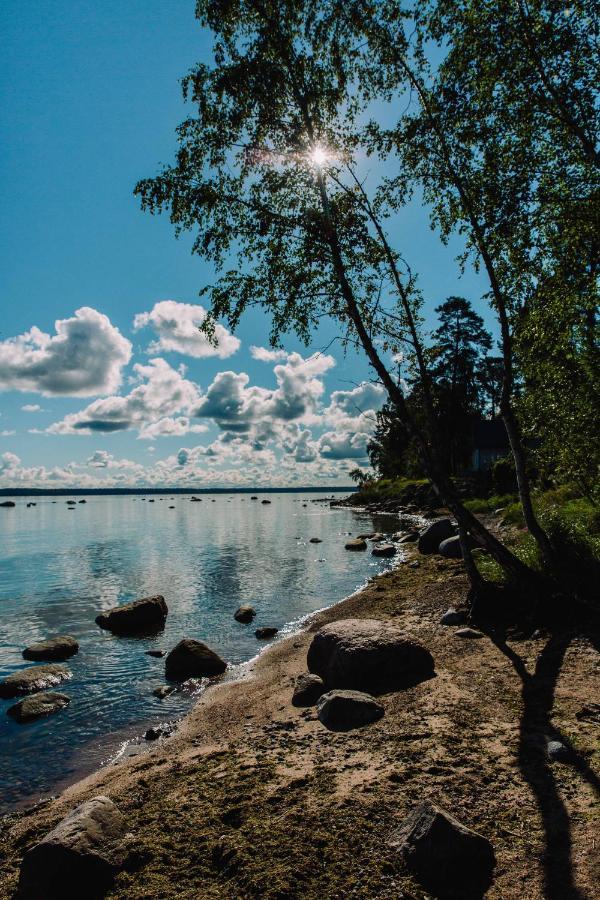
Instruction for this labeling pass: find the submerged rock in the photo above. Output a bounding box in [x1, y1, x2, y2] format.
[18, 796, 128, 900]
[234, 605, 256, 623]
[7, 692, 70, 723]
[165, 638, 227, 680]
[389, 800, 495, 896]
[22, 635, 79, 662]
[417, 519, 457, 554]
[255, 627, 278, 639]
[95, 595, 168, 635]
[292, 673, 326, 707]
[317, 689, 384, 731]
[345, 538, 367, 551]
[0, 664, 71, 699]
[307, 619, 434, 694]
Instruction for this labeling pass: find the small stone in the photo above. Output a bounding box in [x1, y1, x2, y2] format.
[454, 627, 484, 639]
[153, 685, 175, 699]
[22, 635, 79, 662]
[292, 673, 326, 707]
[255, 627, 278, 639]
[345, 538, 367, 551]
[407, 560, 420, 568]
[234, 605, 256, 623]
[547, 739, 570, 761]
[145, 649, 165, 658]
[440, 608, 468, 626]
[317, 689, 384, 731]
[7, 692, 71, 723]
[309, 537, 322, 543]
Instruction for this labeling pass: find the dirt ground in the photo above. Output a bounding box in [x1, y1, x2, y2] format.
[1, 542, 599, 899]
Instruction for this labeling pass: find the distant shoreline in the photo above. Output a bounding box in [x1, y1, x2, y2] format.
[0, 486, 356, 497]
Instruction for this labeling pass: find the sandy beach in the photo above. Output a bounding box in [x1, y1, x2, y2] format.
[1, 535, 599, 899]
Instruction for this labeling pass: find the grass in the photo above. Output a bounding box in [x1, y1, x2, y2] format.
[348, 477, 428, 505]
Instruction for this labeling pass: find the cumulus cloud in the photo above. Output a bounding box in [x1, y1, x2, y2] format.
[47, 358, 201, 438]
[250, 346, 288, 362]
[133, 300, 240, 359]
[323, 381, 386, 431]
[319, 431, 371, 459]
[21, 404, 41, 412]
[0, 307, 132, 396]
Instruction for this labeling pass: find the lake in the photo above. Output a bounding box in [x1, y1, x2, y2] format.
[0, 492, 403, 811]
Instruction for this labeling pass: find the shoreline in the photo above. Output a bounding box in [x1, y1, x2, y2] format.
[1, 519, 598, 898]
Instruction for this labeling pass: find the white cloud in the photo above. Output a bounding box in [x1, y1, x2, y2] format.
[134, 300, 240, 359]
[319, 431, 371, 459]
[250, 346, 288, 362]
[0, 430, 16, 436]
[0, 307, 132, 396]
[138, 417, 208, 440]
[47, 358, 201, 437]
[21, 404, 41, 412]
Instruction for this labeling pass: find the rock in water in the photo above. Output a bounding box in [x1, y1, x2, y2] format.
[145, 649, 165, 658]
[95, 595, 168, 635]
[371, 543, 396, 558]
[417, 519, 457, 554]
[18, 796, 128, 900]
[255, 627, 278, 639]
[397, 532, 419, 543]
[22, 635, 79, 661]
[317, 689, 384, 731]
[389, 800, 495, 896]
[7, 692, 70, 723]
[292, 673, 326, 707]
[165, 638, 227, 680]
[369, 533, 385, 542]
[234, 605, 256, 623]
[0, 500, 16, 507]
[153, 685, 175, 699]
[0, 664, 71, 699]
[309, 537, 322, 543]
[307, 619, 434, 694]
[345, 538, 367, 551]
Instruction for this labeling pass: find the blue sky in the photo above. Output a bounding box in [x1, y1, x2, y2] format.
[0, 0, 492, 488]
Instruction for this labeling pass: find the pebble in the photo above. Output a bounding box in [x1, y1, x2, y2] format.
[454, 627, 484, 639]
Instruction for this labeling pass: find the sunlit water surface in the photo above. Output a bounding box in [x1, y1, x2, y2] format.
[0, 493, 401, 811]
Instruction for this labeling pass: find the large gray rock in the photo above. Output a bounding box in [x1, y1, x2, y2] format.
[418, 519, 457, 554]
[7, 692, 70, 723]
[292, 673, 326, 707]
[95, 595, 168, 635]
[18, 796, 128, 900]
[390, 800, 495, 896]
[317, 689, 384, 731]
[307, 619, 434, 694]
[234, 605, 256, 623]
[23, 635, 79, 662]
[0, 664, 71, 699]
[165, 638, 227, 680]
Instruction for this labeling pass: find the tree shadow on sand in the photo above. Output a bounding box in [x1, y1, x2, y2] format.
[488, 627, 600, 900]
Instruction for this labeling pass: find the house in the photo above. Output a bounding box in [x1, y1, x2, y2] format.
[470, 419, 511, 471]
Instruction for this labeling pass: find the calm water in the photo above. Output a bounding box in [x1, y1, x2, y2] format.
[0, 493, 402, 811]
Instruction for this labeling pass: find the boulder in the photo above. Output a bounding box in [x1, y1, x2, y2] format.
[255, 627, 278, 639]
[234, 605, 256, 623]
[0, 500, 16, 507]
[345, 538, 367, 551]
[7, 692, 71, 723]
[95, 595, 168, 635]
[18, 796, 128, 900]
[309, 537, 322, 544]
[440, 608, 468, 626]
[389, 800, 495, 897]
[292, 673, 326, 707]
[371, 543, 396, 558]
[22, 635, 79, 662]
[0, 664, 71, 699]
[317, 689, 384, 731]
[165, 639, 227, 680]
[418, 519, 457, 554]
[307, 619, 434, 694]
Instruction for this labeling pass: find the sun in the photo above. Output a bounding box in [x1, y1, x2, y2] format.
[309, 145, 329, 167]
